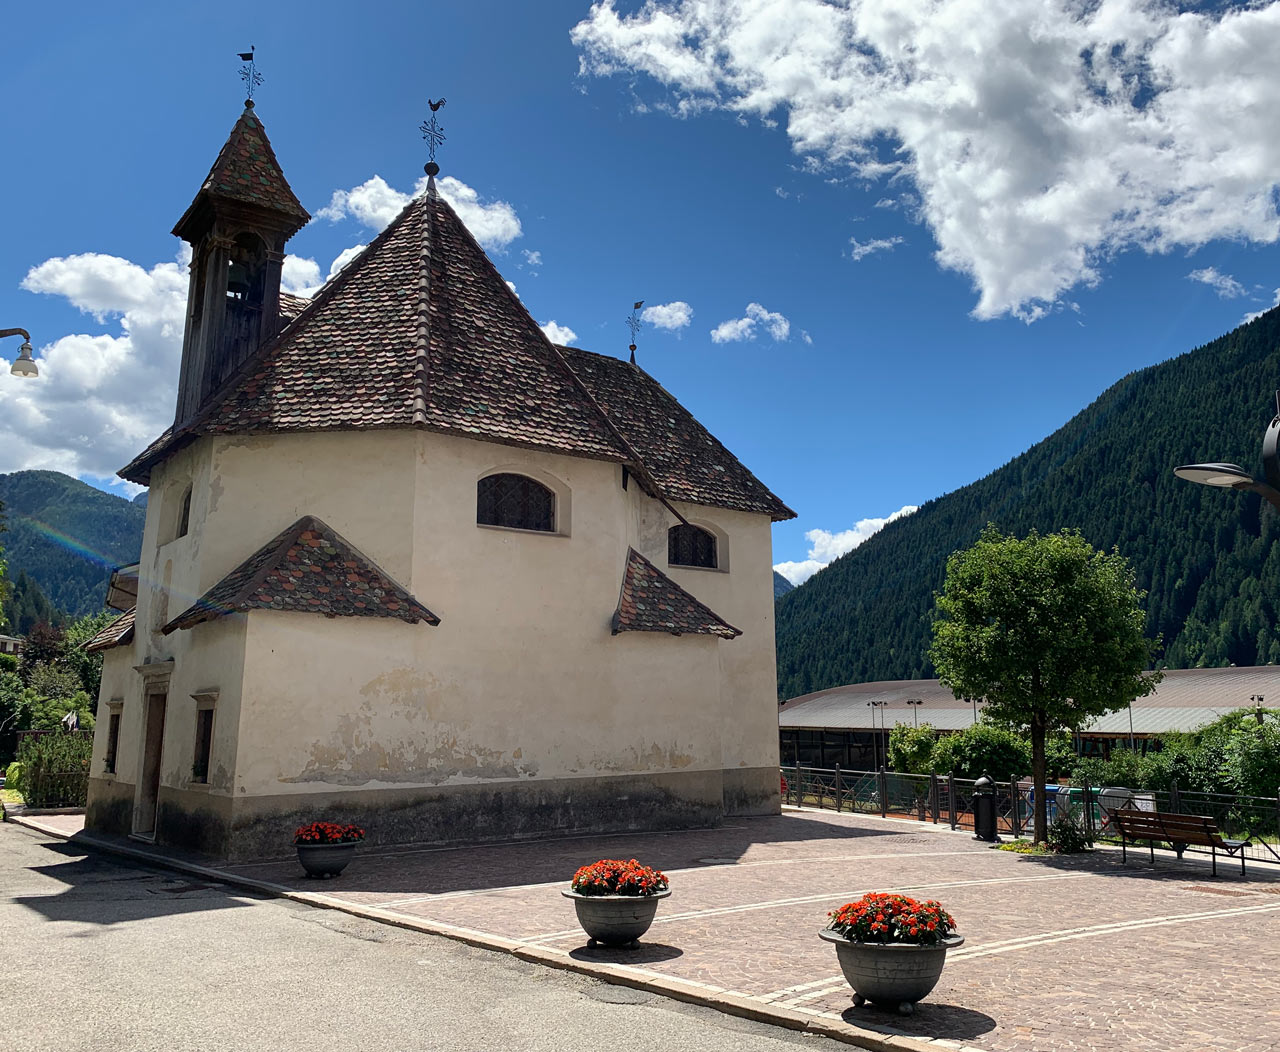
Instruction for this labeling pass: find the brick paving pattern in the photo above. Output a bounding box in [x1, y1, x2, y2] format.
[26, 807, 1280, 1050]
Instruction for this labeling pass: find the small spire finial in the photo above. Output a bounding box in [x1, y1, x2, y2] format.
[627, 301, 644, 365]
[238, 46, 263, 105]
[421, 98, 447, 180]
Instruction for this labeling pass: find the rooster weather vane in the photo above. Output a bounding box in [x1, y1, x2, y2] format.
[627, 301, 644, 365]
[421, 98, 447, 176]
[238, 46, 263, 104]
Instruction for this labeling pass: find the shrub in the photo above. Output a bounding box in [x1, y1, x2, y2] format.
[888, 723, 937, 775]
[826, 892, 957, 946]
[4, 761, 24, 794]
[930, 723, 1031, 780]
[17, 733, 92, 808]
[0, 653, 17, 674]
[570, 859, 669, 897]
[1046, 811, 1092, 854]
[294, 821, 365, 845]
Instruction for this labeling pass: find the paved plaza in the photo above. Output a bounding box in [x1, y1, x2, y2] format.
[13, 807, 1280, 1051]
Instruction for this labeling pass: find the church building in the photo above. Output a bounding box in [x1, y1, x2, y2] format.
[84, 99, 794, 861]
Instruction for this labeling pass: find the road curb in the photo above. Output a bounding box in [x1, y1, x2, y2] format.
[8, 812, 945, 1052]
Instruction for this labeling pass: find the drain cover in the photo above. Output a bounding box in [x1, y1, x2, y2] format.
[697, 857, 738, 865]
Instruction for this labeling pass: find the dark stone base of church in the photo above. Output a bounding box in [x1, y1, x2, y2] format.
[86, 767, 780, 862]
[85, 777, 135, 836]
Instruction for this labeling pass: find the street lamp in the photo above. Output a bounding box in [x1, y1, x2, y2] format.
[867, 700, 887, 769]
[2, 328, 38, 378]
[906, 697, 924, 728]
[1174, 392, 1280, 510]
[965, 696, 983, 725]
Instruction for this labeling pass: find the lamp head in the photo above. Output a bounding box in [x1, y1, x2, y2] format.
[1173, 462, 1254, 487]
[9, 340, 37, 378]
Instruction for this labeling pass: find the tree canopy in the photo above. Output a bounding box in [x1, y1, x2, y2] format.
[929, 525, 1161, 840]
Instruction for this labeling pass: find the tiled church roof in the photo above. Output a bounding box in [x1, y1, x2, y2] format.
[124, 150, 791, 521]
[172, 102, 309, 233]
[612, 548, 740, 639]
[84, 607, 136, 654]
[163, 516, 438, 632]
[560, 346, 794, 521]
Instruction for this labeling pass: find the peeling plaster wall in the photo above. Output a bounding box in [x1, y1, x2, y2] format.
[91, 425, 782, 848]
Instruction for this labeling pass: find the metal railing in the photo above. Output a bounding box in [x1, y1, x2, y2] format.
[781, 765, 1280, 866]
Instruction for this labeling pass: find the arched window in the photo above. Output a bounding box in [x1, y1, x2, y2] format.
[177, 487, 192, 539]
[477, 473, 555, 532]
[669, 523, 717, 569]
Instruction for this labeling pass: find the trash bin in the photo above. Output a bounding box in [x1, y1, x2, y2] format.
[973, 773, 999, 842]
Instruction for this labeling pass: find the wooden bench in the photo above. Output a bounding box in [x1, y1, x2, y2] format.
[1110, 808, 1249, 877]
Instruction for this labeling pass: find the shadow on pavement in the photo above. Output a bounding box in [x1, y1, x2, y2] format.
[223, 811, 917, 898]
[13, 838, 256, 926]
[568, 942, 684, 964]
[843, 1001, 998, 1040]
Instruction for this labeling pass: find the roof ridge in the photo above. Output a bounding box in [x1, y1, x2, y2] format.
[413, 180, 435, 426]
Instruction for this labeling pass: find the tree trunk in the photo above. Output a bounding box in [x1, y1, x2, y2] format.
[1031, 710, 1048, 844]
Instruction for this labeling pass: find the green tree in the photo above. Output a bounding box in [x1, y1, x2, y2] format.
[928, 722, 1032, 781]
[888, 722, 937, 774]
[930, 525, 1161, 842]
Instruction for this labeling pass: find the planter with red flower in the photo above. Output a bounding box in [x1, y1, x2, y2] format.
[294, 821, 365, 878]
[561, 858, 671, 947]
[820, 892, 963, 1015]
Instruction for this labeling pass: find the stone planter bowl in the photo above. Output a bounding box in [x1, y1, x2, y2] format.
[296, 841, 359, 879]
[819, 929, 964, 1014]
[562, 888, 671, 947]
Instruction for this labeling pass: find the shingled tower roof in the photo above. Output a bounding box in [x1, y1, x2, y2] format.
[124, 177, 792, 521]
[173, 102, 309, 238]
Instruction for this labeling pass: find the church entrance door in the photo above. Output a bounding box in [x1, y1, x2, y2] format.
[134, 692, 167, 838]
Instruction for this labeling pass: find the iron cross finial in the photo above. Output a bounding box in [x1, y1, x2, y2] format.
[421, 98, 447, 176]
[238, 46, 263, 104]
[627, 301, 644, 364]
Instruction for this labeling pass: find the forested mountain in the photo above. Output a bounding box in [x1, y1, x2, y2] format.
[773, 571, 794, 599]
[0, 471, 146, 621]
[776, 307, 1280, 699]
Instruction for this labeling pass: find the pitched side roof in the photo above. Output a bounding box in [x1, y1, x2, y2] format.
[173, 103, 309, 233]
[612, 548, 740, 639]
[163, 516, 438, 632]
[84, 607, 135, 654]
[559, 346, 795, 521]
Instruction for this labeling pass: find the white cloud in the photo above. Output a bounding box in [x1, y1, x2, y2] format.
[1188, 266, 1245, 299]
[1243, 288, 1280, 325]
[5, 251, 191, 483]
[540, 320, 578, 344]
[506, 280, 519, 296]
[317, 174, 522, 252]
[849, 236, 904, 261]
[641, 300, 694, 330]
[574, 1, 1280, 322]
[281, 255, 323, 297]
[800, 330, 812, 345]
[522, 249, 542, 267]
[774, 506, 918, 586]
[327, 244, 367, 279]
[710, 302, 790, 343]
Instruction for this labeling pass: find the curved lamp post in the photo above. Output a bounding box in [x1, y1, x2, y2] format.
[2, 327, 38, 378]
[1174, 393, 1280, 510]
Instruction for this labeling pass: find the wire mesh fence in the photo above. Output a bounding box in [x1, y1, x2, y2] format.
[780, 765, 1280, 865]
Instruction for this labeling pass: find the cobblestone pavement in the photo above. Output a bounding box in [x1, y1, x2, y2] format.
[21, 808, 1280, 1051]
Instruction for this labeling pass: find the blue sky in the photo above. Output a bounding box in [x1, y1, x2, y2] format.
[3, 1, 1280, 582]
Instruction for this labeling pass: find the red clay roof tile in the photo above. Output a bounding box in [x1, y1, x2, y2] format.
[612, 548, 740, 639]
[83, 607, 136, 654]
[163, 516, 438, 632]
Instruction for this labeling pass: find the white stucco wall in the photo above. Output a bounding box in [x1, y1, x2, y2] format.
[92, 425, 780, 827]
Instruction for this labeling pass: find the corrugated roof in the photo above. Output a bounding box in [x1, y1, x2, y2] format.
[779, 666, 1280, 735]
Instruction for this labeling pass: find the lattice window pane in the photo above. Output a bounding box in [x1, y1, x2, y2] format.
[668, 523, 717, 568]
[477, 473, 555, 532]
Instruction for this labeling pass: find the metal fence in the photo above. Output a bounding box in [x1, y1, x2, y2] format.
[780, 765, 1280, 866]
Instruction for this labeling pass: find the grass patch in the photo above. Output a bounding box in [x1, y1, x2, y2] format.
[997, 839, 1052, 855]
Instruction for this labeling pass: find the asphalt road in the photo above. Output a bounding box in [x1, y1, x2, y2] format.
[0, 822, 837, 1052]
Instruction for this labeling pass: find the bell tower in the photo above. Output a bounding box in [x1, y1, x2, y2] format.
[171, 100, 309, 426]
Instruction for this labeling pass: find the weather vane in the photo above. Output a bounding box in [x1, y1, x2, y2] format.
[420, 98, 447, 176]
[627, 301, 644, 365]
[238, 46, 263, 103]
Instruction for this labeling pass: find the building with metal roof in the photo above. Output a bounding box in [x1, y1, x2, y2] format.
[779, 666, 1279, 768]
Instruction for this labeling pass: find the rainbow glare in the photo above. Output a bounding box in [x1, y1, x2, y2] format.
[20, 517, 121, 570]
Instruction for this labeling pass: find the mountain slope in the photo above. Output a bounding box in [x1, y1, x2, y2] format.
[0, 471, 146, 619]
[773, 571, 794, 599]
[776, 307, 1280, 699]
